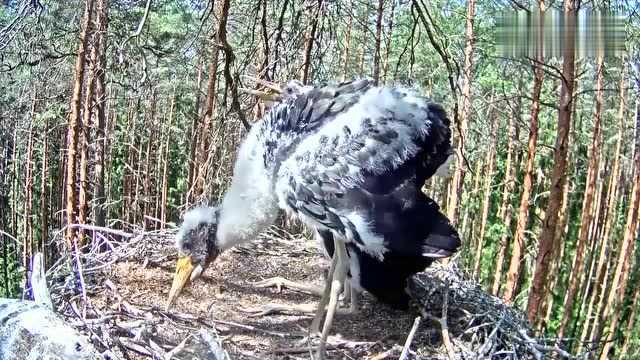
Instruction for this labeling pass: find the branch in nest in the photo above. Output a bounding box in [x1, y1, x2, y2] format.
[421, 280, 456, 360]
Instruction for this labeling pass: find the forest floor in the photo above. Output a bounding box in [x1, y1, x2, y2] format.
[51, 227, 579, 360]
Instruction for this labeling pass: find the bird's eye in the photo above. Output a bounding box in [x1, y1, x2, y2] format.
[286, 87, 293, 94]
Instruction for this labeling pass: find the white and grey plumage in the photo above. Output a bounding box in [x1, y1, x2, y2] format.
[0, 299, 98, 359]
[167, 79, 460, 358]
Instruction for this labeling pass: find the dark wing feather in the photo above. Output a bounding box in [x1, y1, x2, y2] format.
[275, 81, 454, 251]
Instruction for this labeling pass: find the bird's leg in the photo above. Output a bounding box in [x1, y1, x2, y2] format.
[348, 284, 359, 314]
[316, 239, 348, 359]
[310, 248, 338, 333]
[251, 277, 324, 296]
[342, 279, 351, 303]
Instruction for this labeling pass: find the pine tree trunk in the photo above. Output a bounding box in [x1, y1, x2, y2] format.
[473, 115, 497, 279]
[142, 92, 157, 229]
[575, 153, 607, 344]
[40, 119, 49, 262]
[270, 0, 289, 79]
[194, 2, 224, 200]
[78, 22, 99, 242]
[503, 65, 543, 303]
[187, 55, 203, 206]
[382, 0, 395, 84]
[460, 159, 483, 246]
[65, 0, 95, 249]
[358, 5, 369, 77]
[372, 0, 384, 85]
[93, 0, 109, 228]
[160, 92, 175, 228]
[340, 9, 352, 82]
[554, 54, 601, 339]
[23, 99, 36, 282]
[539, 178, 571, 330]
[582, 67, 626, 348]
[598, 80, 640, 360]
[300, 0, 323, 84]
[492, 102, 518, 296]
[619, 286, 640, 357]
[447, 0, 475, 226]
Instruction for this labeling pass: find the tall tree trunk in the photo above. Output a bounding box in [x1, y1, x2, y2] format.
[65, 0, 95, 249]
[340, 9, 352, 82]
[160, 91, 175, 228]
[93, 0, 108, 228]
[372, 0, 384, 85]
[382, 0, 395, 84]
[252, 0, 270, 120]
[598, 77, 640, 360]
[553, 54, 600, 338]
[357, 4, 369, 77]
[122, 99, 136, 224]
[526, 1, 577, 324]
[582, 67, 626, 348]
[447, 0, 475, 226]
[492, 98, 518, 295]
[193, 1, 224, 200]
[187, 55, 203, 206]
[23, 98, 36, 284]
[473, 113, 497, 279]
[539, 178, 571, 330]
[270, 0, 289, 79]
[503, 63, 544, 303]
[142, 94, 157, 229]
[300, 0, 323, 84]
[78, 21, 100, 241]
[39, 118, 49, 263]
[619, 286, 640, 357]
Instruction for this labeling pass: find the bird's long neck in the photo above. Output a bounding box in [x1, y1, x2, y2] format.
[215, 128, 279, 251]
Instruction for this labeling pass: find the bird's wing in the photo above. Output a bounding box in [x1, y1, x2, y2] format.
[274, 80, 453, 255]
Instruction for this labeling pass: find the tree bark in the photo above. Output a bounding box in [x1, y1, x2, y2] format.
[93, 0, 108, 228]
[553, 54, 600, 339]
[78, 17, 100, 241]
[23, 97, 36, 283]
[583, 67, 626, 348]
[300, 0, 323, 84]
[65, 0, 94, 249]
[473, 112, 497, 279]
[382, 0, 395, 84]
[526, 0, 576, 323]
[270, 0, 289, 79]
[340, 8, 352, 82]
[187, 55, 203, 206]
[539, 177, 571, 331]
[160, 92, 175, 228]
[491, 94, 519, 295]
[39, 118, 49, 263]
[446, 0, 475, 226]
[372, 0, 384, 85]
[193, 1, 224, 200]
[619, 286, 640, 357]
[503, 65, 544, 303]
[598, 75, 640, 360]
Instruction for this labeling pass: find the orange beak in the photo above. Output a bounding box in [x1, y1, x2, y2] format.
[166, 256, 196, 310]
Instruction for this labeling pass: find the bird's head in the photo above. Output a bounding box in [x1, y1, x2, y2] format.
[240, 76, 311, 106]
[166, 206, 220, 310]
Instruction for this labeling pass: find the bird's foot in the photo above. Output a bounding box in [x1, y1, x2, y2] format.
[251, 277, 324, 296]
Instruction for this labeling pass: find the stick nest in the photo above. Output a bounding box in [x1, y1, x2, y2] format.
[46, 226, 578, 359]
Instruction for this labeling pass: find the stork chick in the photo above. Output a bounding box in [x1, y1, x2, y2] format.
[167, 79, 460, 358]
